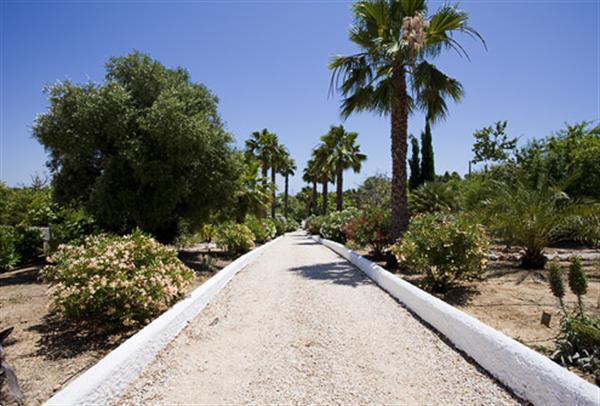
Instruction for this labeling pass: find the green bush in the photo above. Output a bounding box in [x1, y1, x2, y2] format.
[246, 216, 276, 244]
[319, 208, 359, 243]
[42, 231, 194, 328]
[304, 215, 325, 235]
[273, 215, 288, 236]
[216, 223, 256, 255]
[14, 226, 44, 263]
[0, 226, 19, 271]
[391, 213, 489, 292]
[343, 207, 390, 256]
[49, 208, 97, 251]
[409, 182, 461, 215]
[285, 218, 300, 232]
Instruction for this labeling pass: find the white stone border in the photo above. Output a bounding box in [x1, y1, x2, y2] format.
[312, 235, 599, 406]
[45, 236, 283, 406]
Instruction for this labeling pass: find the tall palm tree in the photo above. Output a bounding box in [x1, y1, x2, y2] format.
[279, 153, 296, 219]
[329, 0, 484, 241]
[261, 135, 286, 218]
[303, 159, 319, 216]
[321, 125, 367, 211]
[312, 144, 335, 215]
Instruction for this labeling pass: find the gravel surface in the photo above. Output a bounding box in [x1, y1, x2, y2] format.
[120, 232, 521, 405]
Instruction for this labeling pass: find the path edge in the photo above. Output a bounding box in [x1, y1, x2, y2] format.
[311, 235, 599, 406]
[45, 236, 283, 406]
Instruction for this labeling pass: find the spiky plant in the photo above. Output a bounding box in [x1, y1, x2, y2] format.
[409, 181, 460, 215]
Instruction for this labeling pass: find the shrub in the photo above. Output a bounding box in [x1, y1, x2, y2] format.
[319, 208, 359, 243]
[391, 213, 489, 292]
[216, 223, 255, 255]
[273, 215, 288, 236]
[42, 231, 194, 328]
[49, 208, 97, 251]
[246, 216, 276, 244]
[344, 207, 390, 256]
[304, 215, 325, 235]
[14, 226, 44, 263]
[0, 226, 19, 272]
[409, 182, 461, 215]
[285, 218, 300, 232]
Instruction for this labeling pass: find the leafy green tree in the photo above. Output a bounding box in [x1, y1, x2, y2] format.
[279, 154, 297, 219]
[420, 121, 435, 183]
[33, 52, 239, 241]
[320, 125, 367, 211]
[472, 121, 517, 167]
[408, 136, 421, 190]
[355, 174, 392, 210]
[330, 0, 483, 240]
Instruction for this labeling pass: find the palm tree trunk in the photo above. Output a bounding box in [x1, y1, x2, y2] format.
[336, 168, 343, 211]
[260, 165, 269, 218]
[271, 167, 277, 218]
[284, 174, 289, 219]
[311, 181, 317, 215]
[389, 68, 409, 242]
[322, 180, 328, 215]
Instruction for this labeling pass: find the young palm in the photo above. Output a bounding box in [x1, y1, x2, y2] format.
[330, 0, 484, 241]
[279, 153, 297, 219]
[321, 125, 367, 211]
[303, 159, 319, 216]
[312, 144, 335, 215]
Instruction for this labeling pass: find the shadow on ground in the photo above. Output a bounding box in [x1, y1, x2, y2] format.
[288, 261, 370, 287]
[26, 316, 132, 361]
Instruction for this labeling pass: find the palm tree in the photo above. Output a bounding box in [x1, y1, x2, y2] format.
[303, 159, 319, 216]
[245, 129, 272, 180]
[262, 135, 286, 218]
[235, 156, 272, 223]
[279, 153, 296, 219]
[329, 0, 484, 241]
[321, 125, 366, 211]
[312, 144, 335, 215]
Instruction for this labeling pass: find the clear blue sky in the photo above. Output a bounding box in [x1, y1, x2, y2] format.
[1, 0, 599, 194]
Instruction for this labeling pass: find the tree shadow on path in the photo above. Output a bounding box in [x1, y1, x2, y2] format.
[288, 261, 370, 287]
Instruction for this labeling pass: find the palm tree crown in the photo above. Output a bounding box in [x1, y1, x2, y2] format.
[321, 125, 366, 210]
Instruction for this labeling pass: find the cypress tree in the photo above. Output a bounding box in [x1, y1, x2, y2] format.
[408, 135, 421, 190]
[420, 121, 435, 183]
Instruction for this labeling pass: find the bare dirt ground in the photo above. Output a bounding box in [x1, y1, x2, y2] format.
[121, 232, 520, 405]
[0, 248, 233, 405]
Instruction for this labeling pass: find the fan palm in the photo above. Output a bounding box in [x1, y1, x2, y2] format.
[235, 157, 272, 223]
[312, 144, 335, 215]
[279, 153, 296, 219]
[321, 125, 367, 211]
[330, 0, 484, 241]
[262, 135, 286, 218]
[303, 159, 319, 216]
[245, 129, 273, 180]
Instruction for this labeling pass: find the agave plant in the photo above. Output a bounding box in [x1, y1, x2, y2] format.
[486, 180, 585, 269]
[0, 327, 23, 406]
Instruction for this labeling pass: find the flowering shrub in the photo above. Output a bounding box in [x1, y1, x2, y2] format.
[216, 223, 255, 255]
[42, 231, 194, 328]
[273, 215, 288, 236]
[343, 207, 390, 256]
[391, 213, 488, 292]
[319, 208, 359, 243]
[304, 215, 325, 235]
[246, 216, 276, 244]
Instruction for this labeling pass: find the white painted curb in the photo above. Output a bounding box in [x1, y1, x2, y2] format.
[45, 236, 283, 406]
[312, 235, 599, 406]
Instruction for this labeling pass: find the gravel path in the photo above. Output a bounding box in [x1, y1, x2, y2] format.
[121, 232, 520, 405]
